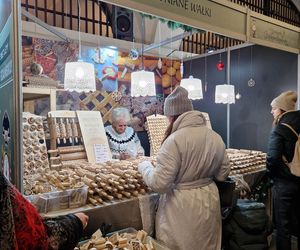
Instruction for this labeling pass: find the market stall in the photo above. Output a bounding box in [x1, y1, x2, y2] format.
[21, 105, 267, 239]
[3, 0, 299, 249]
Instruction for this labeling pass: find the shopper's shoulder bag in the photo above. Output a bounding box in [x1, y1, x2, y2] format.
[281, 123, 300, 177]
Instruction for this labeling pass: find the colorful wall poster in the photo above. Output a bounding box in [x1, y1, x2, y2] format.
[22, 37, 78, 83]
[81, 46, 118, 92]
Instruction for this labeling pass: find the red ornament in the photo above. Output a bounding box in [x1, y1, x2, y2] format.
[216, 60, 224, 71]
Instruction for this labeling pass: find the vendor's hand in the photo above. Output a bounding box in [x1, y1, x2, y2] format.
[120, 152, 130, 160]
[75, 212, 89, 229]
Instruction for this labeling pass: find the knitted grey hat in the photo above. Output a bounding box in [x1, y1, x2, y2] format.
[271, 91, 297, 111]
[164, 86, 193, 116]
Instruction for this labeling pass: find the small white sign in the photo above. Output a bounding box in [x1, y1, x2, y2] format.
[94, 144, 111, 163]
[77, 111, 111, 163]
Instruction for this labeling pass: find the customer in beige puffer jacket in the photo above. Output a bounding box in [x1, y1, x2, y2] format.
[138, 86, 230, 250]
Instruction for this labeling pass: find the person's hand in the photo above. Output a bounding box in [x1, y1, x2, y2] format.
[74, 212, 89, 229]
[138, 161, 152, 174]
[120, 152, 130, 160]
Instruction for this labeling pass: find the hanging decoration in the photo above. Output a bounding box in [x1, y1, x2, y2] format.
[64, 0, 95, 92]
[170, 26, 174, 93]
[236, 49, 242, 100]
[180, 43, 184, 78]
[157, 58, 162, 69]
[157, 21, 162, 70]
[216, 53, 224, 71]
[248, 46, 256, 87]
[129, 39, 139, 61]
[204, 55, 208, 92]
[180, 60, 184, 77]
[92, 48, 104, 64]
[93, 8, 103, 64]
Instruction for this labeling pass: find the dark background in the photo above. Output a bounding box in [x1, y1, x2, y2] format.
[138, 45, 298, 155]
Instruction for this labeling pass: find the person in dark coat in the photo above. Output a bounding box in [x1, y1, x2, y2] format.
[266, 90, 300, 250]
[0, 171, 88, 250]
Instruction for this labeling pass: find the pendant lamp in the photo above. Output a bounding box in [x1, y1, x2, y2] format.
[180, 53, 203, 100]
[131, 15, 156, 97]
[215, 49, 235, 104]
[131, 70, 156, 96]
[64, 0, 95, 92]
[180, 76, 203, 100]
[64, 61, 96, 92]
[215, 84, 235, 104]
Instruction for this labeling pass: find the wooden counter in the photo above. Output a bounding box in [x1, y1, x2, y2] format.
[41, 170, 266, 237]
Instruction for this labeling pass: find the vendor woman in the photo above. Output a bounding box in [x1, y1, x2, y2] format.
[105, 107, 144, 160]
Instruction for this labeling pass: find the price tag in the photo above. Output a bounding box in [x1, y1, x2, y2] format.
[94, 144, 111, 163]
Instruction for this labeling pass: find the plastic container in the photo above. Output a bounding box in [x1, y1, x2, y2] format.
[26, 185, 88, 213]
[26, 194, 47, 213]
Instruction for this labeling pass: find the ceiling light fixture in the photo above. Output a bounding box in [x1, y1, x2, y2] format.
[131, 15, 156, 97]
[215, 49, 235, 104]
[64, 0, 96, 92]
[180, 52, 203, 100]
[215, 84, 235, 104]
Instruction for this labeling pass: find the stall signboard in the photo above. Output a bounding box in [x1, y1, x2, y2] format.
[102, 0, 246, 40]
[0, 0, 14, 184]
[250, 12, 300, 54]
[102, 0, 300, 53]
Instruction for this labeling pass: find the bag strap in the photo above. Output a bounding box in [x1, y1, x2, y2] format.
[281, 123, 299, 137]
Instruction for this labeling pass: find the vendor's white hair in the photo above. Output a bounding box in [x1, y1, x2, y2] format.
[111, 107, 131, 124]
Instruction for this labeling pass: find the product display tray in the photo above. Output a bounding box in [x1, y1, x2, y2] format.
[26, 186, 88, 213]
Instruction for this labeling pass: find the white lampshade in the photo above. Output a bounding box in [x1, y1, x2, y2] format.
[131, 70, 156, 96]
[64, 61, 96, 92]
[215, 84, 235, 104]
[180, 76, 203, 100]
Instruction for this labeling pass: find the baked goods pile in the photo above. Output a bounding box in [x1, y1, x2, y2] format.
[227, 149, 266, 175]
[78, 229, 153, 250]
[62, 159, 152, 205]
[146, 115, 169, 156]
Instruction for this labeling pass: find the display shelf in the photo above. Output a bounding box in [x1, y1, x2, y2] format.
[23, 86, 56, 111]
[42, 196, 140, 217]
[42, 196, 143, 237]
[42, 193, 159, 237]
